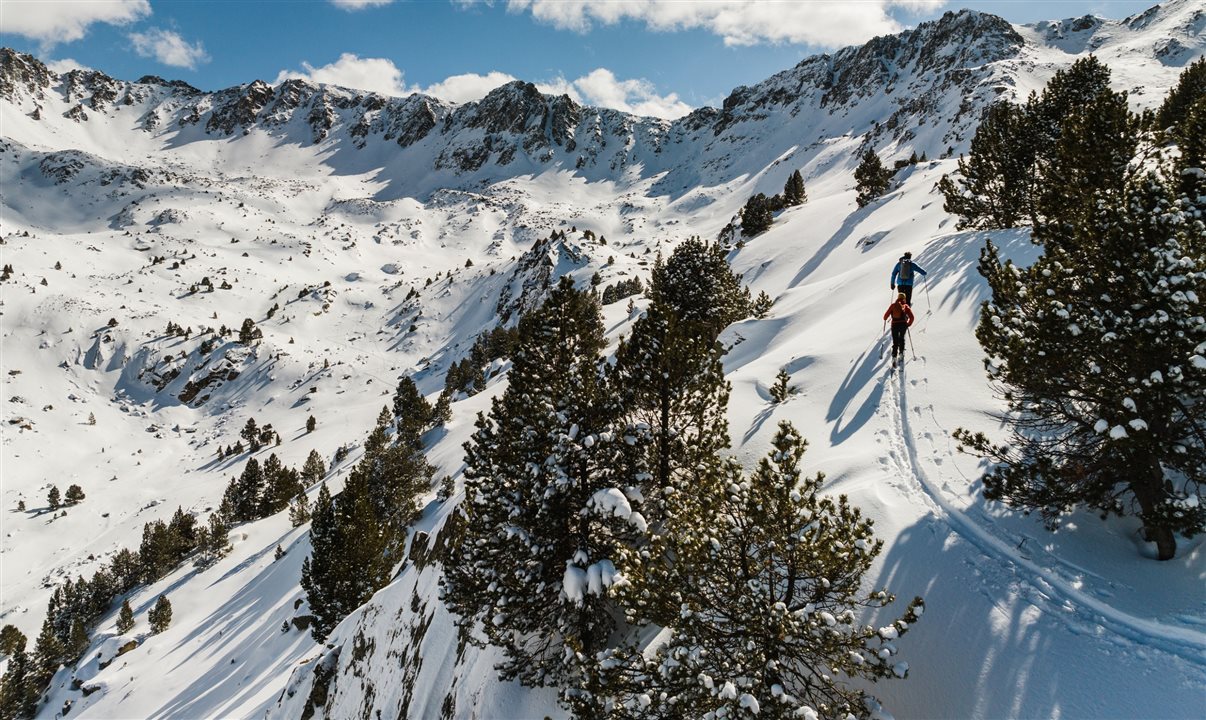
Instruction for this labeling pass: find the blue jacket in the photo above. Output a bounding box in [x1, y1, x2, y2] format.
[891, 259, 927, 288]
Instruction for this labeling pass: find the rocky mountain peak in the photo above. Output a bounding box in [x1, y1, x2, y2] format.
[0, 48, 53, 101]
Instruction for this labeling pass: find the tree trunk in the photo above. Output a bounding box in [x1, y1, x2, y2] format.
[1133, 458, 1176, 561]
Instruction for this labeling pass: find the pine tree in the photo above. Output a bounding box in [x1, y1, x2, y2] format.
[1033, 81, 1135, 241]
[443, 276, 648, 690]
[240, 417, 260, 452]
[1173, 95, 1206, 199]
[148, 595, 172, 634]
[600, 422, 923, 719]
[938, 101, 1036, 229]
[300, 483, 340, 640]
[650, 237, 751, 341]
[64, 485, 85, 505]
[228, 458, 264, 522]
[306, 414, 317, 433]
[138, 520, 173, 582]
[854, 150, 892, 207]
[166, 506, 198, 562]
[609, 268, 733, 626]
[0, 627, 24, 657]
[783, 169, 807, 206]
[1156, 57, 1205, 132]
[46, 486, 60, 510]
[0, 646, 38, 720]
[238, 318, 260, 344]
[770, 367, 793, 403]
[392, 376, 433, 447]
[301, 449, 326, 486]
[66, 618, 87, 659]
[289, 493, 311, 527]
[197, 512, 231, 565]
[955, 162, 1205, 561]
[741, 193, 774, 236]
[116, 600, 134, 634]
[32, 615, 64, 681]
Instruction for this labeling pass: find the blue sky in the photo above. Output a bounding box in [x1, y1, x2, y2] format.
[0, 0, 1162, 118]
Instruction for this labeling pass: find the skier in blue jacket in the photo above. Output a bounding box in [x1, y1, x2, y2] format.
[890, 251, 927, 305]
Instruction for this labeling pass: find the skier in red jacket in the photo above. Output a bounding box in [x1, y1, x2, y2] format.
[883, 292, 915, 362]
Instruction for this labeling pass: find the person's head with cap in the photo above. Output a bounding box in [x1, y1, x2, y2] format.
[902, 251, 912, 260]
[897, 292, 907, 302]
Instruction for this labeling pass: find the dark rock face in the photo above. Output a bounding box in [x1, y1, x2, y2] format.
[39, 151, 87, 183]
[206, 80, 275, 135]
[0, 48, 53, 101]
[137, 75, 202, 94]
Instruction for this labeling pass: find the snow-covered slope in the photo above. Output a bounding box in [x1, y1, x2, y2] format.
[0, 2, 1202, 718]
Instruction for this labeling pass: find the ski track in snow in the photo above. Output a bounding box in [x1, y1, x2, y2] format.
[882, 360, 1206, 665]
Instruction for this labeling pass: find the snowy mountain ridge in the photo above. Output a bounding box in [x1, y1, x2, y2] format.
[0, 2, 1203, 718]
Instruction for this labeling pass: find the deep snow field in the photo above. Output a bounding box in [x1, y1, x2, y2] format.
[1, 2, 1204, 718]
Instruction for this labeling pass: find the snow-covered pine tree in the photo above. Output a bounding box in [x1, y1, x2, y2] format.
[46, 486, 60, 510]
[956, 155, 1205, 560]
[649, 237, 751, 341]
[116, 600, 134, 634]
[854, 150, 891, 207]
[609, 274, 732, 627]
[443, 276, 648, 693]
[601, 421, 922, 719]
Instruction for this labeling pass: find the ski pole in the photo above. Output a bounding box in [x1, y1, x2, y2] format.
[907, 326, 917, 360]
[878, 320, 887, 359]
[924, 275, 932, 313]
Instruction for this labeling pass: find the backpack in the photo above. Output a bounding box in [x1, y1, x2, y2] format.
[898, 260, 914, 283]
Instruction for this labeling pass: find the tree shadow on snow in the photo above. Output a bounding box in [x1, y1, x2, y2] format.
[827, 345, 887, 445]
[867, 516, 1066, 720]
[910, 228, 1037, 330]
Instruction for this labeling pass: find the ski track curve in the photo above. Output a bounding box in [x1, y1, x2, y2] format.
[880, 358, 1206, 665]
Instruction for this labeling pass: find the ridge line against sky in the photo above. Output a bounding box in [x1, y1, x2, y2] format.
[0, 0, 1168, 119]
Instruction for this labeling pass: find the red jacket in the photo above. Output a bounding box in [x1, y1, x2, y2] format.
[884, 300, 914, 326]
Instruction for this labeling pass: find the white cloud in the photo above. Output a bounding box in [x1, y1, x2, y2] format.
[569, 68, 690, 119]
[421, 71, 518, 104]
[129, 28, 209, 70]
[0, 0, 150, 45]
[413, 68, 689, 119]
[504, 0, 947, 48]
[275, 54, 410, 96]
[45, 58, 95, 75]
[328, 0, 394, 9]
[274, 54, 690, 120]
